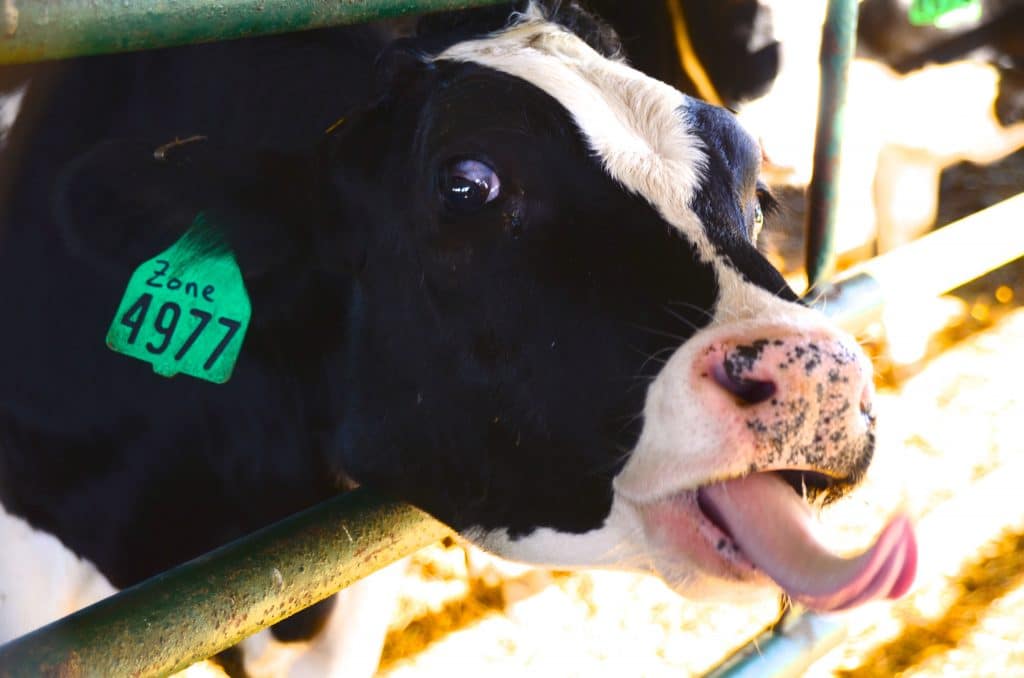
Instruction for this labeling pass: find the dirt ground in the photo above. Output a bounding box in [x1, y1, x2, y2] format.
[374, 151, 1024, 676]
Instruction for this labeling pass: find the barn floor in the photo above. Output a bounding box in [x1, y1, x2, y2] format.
[374, 151, 1024, 677]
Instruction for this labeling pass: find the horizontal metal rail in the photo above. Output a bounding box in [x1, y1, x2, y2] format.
[0, 488, 449, 677]
[812, 192, 1024, 333]
[0, 0, 506, 65]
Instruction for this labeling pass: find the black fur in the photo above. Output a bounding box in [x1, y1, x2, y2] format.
[270, 597, 338, 643]
[588, 0, 780, 107]
[685, 99, 798, 300]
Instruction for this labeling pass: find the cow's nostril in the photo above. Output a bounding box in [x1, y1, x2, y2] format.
[711, 362, 777, 405]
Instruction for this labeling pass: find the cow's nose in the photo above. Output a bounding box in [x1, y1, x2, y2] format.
[710, 361, 776, 405]
[700, 333, 873, 419]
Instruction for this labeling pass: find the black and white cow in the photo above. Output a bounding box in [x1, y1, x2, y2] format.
[0, 2, 915, 675]
[585, 0, 780, 108]
[858, 0, 1024, 127]
[732, 0, 1024, 258]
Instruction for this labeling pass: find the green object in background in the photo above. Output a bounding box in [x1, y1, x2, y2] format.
[908, 0, 982, 27]
[106, 215, 251, 384]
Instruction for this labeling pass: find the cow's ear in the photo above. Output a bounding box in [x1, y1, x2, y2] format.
[54, 137, 326, 281]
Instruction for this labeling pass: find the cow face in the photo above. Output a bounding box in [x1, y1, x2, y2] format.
[323, 9, 915, 612]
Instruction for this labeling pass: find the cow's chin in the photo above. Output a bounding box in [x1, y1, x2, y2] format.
[632, 487, 773, 586]
[465, 491, 780, 604]
[649, 553, 780, 606]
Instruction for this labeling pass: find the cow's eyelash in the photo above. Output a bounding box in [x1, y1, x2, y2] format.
[756, 185, 779, 217]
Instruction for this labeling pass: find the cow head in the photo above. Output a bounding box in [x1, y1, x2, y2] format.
[57, 2, 915, 612]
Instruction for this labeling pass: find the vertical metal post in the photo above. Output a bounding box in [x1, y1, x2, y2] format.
[804, 0, 859, 288]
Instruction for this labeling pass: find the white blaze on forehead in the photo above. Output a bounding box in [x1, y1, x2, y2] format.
[437, 15, 792, 323]
[436, 16, 716, 259]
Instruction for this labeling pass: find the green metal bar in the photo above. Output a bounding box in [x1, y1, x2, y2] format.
[0, 488, 450, 678]
[804, 0, 859, 288]
[0, 0, 507, 65]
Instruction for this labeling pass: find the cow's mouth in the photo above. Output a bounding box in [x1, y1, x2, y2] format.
[641, 471, 917, 612]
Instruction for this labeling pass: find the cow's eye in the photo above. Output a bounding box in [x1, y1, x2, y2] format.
[752, 185, 777, 241]
[439, 158, 501, 212]
[752, 201, 764, 236]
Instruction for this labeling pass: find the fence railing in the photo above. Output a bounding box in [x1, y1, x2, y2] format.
[0, 489, 450, 677]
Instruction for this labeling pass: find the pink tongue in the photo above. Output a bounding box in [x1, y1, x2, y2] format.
[698, 473, 917, 612]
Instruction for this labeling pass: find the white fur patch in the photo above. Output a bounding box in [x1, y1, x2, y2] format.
[436, 14, 712, 258]
[0, 501, 116, 643]
[435, 11, 801, 329]
[0, 83, 26, 151]
[465, 497, 646, 570]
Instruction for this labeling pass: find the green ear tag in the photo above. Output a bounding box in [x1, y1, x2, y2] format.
[908, 0, 981, 27]
[106, 214, 251, 384]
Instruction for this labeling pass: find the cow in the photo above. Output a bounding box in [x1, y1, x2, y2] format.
[858, 0, 1024, 128]
[855, 0, 1024, 251]
[0, 2, 916, 675]
[584, 0, 781, 109]
[729, 0, 1024, 260]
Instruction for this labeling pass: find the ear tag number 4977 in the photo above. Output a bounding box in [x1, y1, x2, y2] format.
[106, 217, 251, 384]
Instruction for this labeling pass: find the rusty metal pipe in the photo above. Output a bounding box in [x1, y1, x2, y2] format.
[0, 488, 449, 677]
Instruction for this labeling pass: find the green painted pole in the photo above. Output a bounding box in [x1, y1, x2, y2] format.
[0, 0, 506, 65]
[804, 0, 859, 289]
[0, 488, 450, 678]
